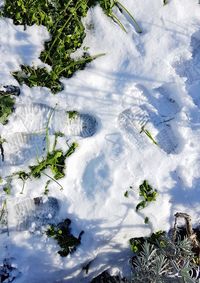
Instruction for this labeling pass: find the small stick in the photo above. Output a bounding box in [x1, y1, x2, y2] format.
[173, 212, 200, 264]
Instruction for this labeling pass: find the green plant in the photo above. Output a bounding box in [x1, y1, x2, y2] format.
[30, 142, 78, 179]
[130, 231, 166, 254]
[0, 95, 16, 125]
[1, 0, 141, 93]
[0, 86, 20, 124]
[136, 180, 158, 211]
[46, 218, 84, 257]
[0, 133, 78, 194]
[1, 0, 104, 93]
[131, 239, 199, 283]
[30, 150, 65, 180]
[30, 116, 78, 182]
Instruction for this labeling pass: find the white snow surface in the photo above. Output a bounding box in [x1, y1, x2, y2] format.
[1, 0, 200, 282]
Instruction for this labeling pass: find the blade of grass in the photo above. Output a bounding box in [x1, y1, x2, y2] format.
[110, 12, 127, 33]
[57, 53, 106, 76]
[115, 1, 142, 33]
[140, 126, 159, 146]
[41, 171, 63, 190]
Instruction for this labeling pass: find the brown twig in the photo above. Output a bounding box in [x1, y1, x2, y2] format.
[173, 212, 200, 265]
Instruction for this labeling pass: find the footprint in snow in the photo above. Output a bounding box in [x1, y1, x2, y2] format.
[0, 196, 59, 233]
[82, 154, 112, 199]
[0, 89, 98, 166]
[175, 31, 200, 107]
[118, 84, 180, 154]
[1, 132, 46, 166]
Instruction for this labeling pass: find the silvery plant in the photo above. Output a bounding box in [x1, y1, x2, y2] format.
[131, 237, 200, 283]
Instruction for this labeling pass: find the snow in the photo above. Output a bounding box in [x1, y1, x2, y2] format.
[1, 0, 200, 282]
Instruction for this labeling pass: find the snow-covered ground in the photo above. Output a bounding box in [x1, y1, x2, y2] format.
[1, 0, 200, 282]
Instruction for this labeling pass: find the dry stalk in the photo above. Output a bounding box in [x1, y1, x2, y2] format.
[173, 212, 200, 265]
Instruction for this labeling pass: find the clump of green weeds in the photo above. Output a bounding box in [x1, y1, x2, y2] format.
[1, 0, 141, 93]
[12, 65, 63, 94]
[124, 181, 157, 223]
[2, 133, 78, 194]
[136, 180, 158, 211]
[46, 218, 84, 257]
[1, 0, 104, 93]
[29, 142, 78, 180]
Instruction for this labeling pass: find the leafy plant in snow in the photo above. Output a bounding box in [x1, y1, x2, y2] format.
[0, 0, 105, 93]
[46, 218, 84, 257]
[0, 0, 141, 93]
[29, 141, 78, 191]
[136, 180, 158, 211]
